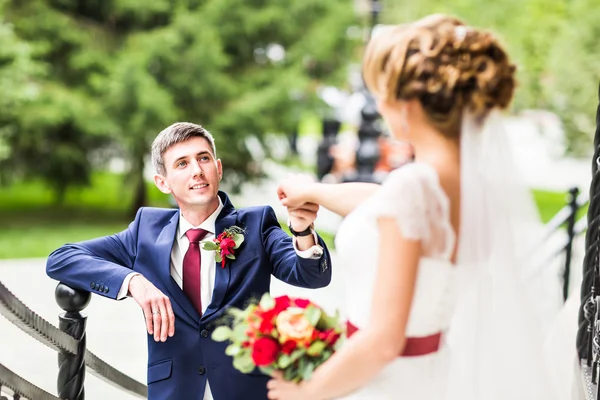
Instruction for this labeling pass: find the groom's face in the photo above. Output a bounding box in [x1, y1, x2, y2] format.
[154, 137, 222, 211]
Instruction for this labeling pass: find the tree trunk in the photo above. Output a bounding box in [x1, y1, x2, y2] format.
[130, 153, 146, 218]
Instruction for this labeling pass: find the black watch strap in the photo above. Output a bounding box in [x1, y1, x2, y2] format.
[288, 222, 313, 237]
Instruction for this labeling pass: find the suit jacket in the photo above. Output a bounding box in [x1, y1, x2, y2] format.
[46, 192, 332, 400]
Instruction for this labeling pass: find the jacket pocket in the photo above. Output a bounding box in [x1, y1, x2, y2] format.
[147, 359, 173, 384]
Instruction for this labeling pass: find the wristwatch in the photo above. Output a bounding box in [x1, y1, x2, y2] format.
[288, 222, 314, 237]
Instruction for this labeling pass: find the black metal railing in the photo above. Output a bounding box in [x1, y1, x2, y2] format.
[0, 280, 147, 399]
[577, 83, 600, 399]
[523, 185, 588, 303]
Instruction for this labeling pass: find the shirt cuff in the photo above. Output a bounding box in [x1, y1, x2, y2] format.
[117, 272, 140, 300]
[292, 228, 324, 260]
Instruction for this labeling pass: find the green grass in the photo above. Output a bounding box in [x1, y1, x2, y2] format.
[0, 172, 171, 259]
[0, 172, 336, 259]
[532, 189, 588, 224]
[0, 171, 583, 259]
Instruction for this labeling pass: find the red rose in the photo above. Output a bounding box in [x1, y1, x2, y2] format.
[318, 328, 340, 345]
[219, 237, 236, 256]
[274, 296, 291, 312]
[294, 298, 311, 309]
[217, 232, 227, 241]
[259, 317, 274, 335]
[281, 340, 297, 355]
[251, 337, 281, 366]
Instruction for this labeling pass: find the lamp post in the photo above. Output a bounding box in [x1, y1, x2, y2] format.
[350, 0, 384, 183]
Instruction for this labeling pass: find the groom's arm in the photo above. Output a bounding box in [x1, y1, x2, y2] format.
[260, 206, 332, 288]
[46, 208, 143, 299]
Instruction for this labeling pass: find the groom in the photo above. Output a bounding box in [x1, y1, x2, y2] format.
[46, 122, 332, 400]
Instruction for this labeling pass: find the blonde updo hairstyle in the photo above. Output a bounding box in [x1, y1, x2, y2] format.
[363, 15, 516, 138]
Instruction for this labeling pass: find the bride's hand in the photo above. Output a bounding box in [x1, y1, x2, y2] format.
[266, 372, 310, 400]
[277, 174, 317, 209]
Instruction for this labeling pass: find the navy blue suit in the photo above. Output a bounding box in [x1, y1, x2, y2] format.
[46, 192, 332, 399]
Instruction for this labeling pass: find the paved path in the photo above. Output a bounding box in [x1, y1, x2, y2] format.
[0, 256, 345, 399]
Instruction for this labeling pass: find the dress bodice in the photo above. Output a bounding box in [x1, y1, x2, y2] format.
[336, 163, 458, 337]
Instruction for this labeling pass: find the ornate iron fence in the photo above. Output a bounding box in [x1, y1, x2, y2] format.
[577, 83, 600, 400]
[0, 280, 146, 399]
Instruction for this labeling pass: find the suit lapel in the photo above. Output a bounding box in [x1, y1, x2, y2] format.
[202, 192, 236, 322]
[155, 211, 199, 326]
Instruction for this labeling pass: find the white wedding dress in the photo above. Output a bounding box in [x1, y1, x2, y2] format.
[332, 111, 567, 400]
[336, 162, 458, 399]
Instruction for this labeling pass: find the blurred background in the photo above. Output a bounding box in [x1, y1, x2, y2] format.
[1, 1, 598, 398]
[0, 0, 598, 259]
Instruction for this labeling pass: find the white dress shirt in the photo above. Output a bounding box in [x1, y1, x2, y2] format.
[173, 199, 224, 400]
[118, 199, 323, 399]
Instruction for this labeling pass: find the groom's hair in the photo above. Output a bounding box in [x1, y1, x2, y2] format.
[151, 122, 217, 176]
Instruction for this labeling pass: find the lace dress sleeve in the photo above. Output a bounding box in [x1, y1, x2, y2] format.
[367, 163, 455, 260]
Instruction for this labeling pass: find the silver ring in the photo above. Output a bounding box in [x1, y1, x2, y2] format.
[152, 310, 160, 315]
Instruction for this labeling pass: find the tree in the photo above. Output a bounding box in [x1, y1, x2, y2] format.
[384, 0, 598, 155]
[3, 0, 359, 211]
[0, 0, 38, 185]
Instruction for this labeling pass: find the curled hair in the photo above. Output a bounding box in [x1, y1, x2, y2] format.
[363, 14, 516, 138]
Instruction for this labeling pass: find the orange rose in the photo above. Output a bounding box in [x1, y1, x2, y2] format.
[275, 307, 315, 344]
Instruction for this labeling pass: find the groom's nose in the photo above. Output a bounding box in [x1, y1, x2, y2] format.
[190, 160, 203, 177]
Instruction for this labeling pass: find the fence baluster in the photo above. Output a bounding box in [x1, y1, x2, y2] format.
[55, 283, 91, 400]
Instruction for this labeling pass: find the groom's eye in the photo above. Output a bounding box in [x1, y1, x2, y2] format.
[176, 160, 187, 168]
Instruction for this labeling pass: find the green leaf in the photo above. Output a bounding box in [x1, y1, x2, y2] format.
[284, 365, 298, 382]
[228, 307, 246, 321]
[232, 322, 249, 342]
[225, 344, 241, 356]
[232, 233, 244, 249]
[215, 253, 222, 262]
[304, 306, 321, 327]
[211, 326, 233, 342]
[259, 366, 275, 376]
[307, 340, 327, 356]
[232, 354, 256, 374]
[277, 354, 292, 369]
[316, 309, 341, 330]
[288, 348, 305, 364]
[201, 241, 219, 251]
[259, 293, 275, 310]
[302, 362, 315, 381]
[226, 254, 236, 260]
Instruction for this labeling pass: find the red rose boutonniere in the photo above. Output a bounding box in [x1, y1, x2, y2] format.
[201, 225, 245, 268]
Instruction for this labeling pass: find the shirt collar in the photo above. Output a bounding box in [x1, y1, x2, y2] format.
[178, 197, 224, 239]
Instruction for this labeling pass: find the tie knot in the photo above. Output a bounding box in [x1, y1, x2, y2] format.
[185, 228, 208, 244]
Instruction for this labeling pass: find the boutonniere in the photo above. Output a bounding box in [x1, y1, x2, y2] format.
[201, 225, 245, 268]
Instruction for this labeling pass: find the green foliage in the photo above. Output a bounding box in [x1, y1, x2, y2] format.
[1, 0, 358, 206]
[384, 0, 599, 154]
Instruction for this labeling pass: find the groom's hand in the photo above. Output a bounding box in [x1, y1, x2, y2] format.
[288, 202, 319, 233]
[128, 275, 176, 342]
[288, 203, 320, 251]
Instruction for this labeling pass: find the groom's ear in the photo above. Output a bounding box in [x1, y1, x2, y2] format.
[154, 174, 172, 194]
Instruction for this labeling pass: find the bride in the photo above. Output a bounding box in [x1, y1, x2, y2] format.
[267, 14, 563, 400]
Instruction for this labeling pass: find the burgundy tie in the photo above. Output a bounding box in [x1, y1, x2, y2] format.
[183, 228, 208, 316]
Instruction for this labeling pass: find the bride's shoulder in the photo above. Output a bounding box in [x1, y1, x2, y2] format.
[381, 162, 440, 189]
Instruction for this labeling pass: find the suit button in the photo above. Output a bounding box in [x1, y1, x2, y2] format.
[201, 329, 209, 338]
[90, 282, 95, 289]
[104, 287, 109, 293]
[198, 366, 206, 375]
[99, 285, 105, 292]
[93, 283, 99, 290]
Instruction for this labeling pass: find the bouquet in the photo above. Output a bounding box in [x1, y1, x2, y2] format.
[212, 293, 343, 382]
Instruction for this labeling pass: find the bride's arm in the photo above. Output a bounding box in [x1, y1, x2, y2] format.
[278, 180, 380, 217]
[268, 217, 421, 400]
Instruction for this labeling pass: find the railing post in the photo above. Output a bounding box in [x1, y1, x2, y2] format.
[564, 186, 580, 301]
[55, 283, 91, 400]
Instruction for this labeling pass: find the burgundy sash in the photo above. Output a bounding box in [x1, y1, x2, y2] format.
[346, 321, 442, 357]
